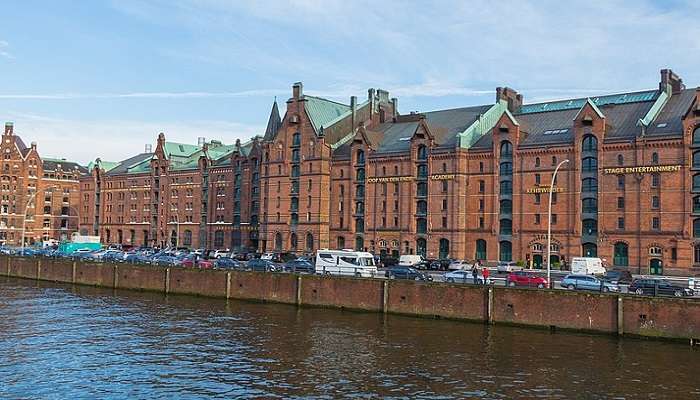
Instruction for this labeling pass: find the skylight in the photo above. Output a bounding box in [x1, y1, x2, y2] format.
[656, 123, 667, 128]
[398, 137, 412, 141]
[543, 129, 569, 135]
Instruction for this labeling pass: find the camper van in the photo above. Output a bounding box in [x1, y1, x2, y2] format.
[315, 249, 378, 278]
[570, 257, 606, 276]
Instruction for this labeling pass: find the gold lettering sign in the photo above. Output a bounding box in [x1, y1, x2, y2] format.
[366, 176, 413, 183]
[526, 187, 565, 194]
[429, 174, 457, 180]
[603, 165, 681, 174]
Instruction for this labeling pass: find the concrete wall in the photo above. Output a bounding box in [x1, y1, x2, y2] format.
[3, 256, 700, 341]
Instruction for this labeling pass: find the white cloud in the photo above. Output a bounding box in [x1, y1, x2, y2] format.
[0, 40, 14, 60]
[3, 111, 263, 164]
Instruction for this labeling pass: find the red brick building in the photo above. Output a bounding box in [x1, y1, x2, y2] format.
[0, 122, 85, 246]
[83, 69, 700, 276]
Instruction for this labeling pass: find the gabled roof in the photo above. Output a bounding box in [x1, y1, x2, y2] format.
[104, 153, 153, 176]
[42, 158, 88, 174]
[646, 88, 696, 137]
[164, 142, 200, 158]
[304, 96, 351, 134]
[518, 90, 658, 114]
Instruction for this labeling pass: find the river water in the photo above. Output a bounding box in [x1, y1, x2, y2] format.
[0, 278, 698, 399]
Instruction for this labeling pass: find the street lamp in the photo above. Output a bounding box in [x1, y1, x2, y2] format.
[547, 159, 569, 288]
[20, 190, 39, 253]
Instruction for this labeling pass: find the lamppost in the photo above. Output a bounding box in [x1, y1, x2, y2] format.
[547, 159, 569, 288]
[20, 190, 39, 253]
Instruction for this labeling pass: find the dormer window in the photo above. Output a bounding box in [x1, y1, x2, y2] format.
[582, 116, 593, 126]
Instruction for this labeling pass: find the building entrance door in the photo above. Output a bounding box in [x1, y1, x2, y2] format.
[650, 258, 663, 275]
[533, 254, 543, 269]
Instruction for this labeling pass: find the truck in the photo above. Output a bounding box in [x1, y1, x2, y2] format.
[570, 257, 606, 276]
[398, 254, 426, 268]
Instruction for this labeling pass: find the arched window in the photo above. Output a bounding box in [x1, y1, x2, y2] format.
[499, 162, 513, 175]
[356, 218, 364, 232]
[693, 151, 700, 168]
[416, 238, 427, 257]
[355, 236, 364, 251]
[439, 238, 450, 259]
[476, 239, 487, 260]
[582, 198, 597, 213]
[305, 232, 314, 252]
[651, 173, 660, 188]
[651, 152, 659, 165]
[532, 243, 543, 252]
[694, 219, 700, 238]
[416, 218, 427, 234]
[290, 233, 298, 250]
[582, 157, 597, 172]
[499, 218, 512, 235]
[274, 232, 283, 250]
[582, 177, 598, 192]
[500, 199, 512, 214]
[582, 243, 597, 257]
[582, 219, 598, 235]
[582, 135, 597, 151]
[417, 145, 427, 160]
[499, 241, 512, 262]
[500, 141, 513, 158]
[694, 126, 700, 144]
[552, 156, 557, 166]
[613, 242, 629, 266]
[500, 180, 512, 195]
[617, 154, 624, 166]
[649, 247, 662, 256]
[356, 149, 365, 165]
[535, 157, 540, 167]
[214, 230, 224, 248]
[183, 229, 192, 246]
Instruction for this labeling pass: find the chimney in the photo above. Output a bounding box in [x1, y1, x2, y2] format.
[157, 132, 166, 147]
[368, 88, 376, 118]
[292, 82, 303, 99]
[31, 141, 37, 150]
[660, 69, 685, 95]
[391, 98, 398, 118]
[145, 144, 152, 153]
[350, 96, 357, 128]
[496, 87, 523, 113]
[4, 122, 13, 135]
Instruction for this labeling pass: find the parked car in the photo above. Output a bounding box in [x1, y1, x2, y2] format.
[152, 255, 182, 267]
[247, 258, 279, 272]
[212, 249, 230, 259]
[384, 265, 433, 281]
[179, 254, 213, 269]
[506, 271, 548, 288]
[603, 269, 633, 285]
[448, 260, 473, 270]
[214, 257, 241, 270]
[497, 261, 521, 273]
[628, 279, 694, 297]
[124, 253, 151, 264]
[444, 269, 490, 284]
[379, 256, 399, 268]
[561, 274, 619, 292]
[284, 259, 315, 273]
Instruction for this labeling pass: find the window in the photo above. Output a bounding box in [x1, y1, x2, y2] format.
[535, 173, 541, 185]
[441, 216, 447, 228]
[583, 219, 597, 235]
[500, 180, 512, 195]
[535, 157, 540, 167]
[617, 175, 625, 190]
[651, 152, 659, 165]
[617, 154, 624, 166]
[618, 217, 625, 230]
[499, 218, 512, 235]
[417, 182, 427, 197]
[694, 151, 700, 168]
[551, 213, 558, 225]
[552, 192, 558, 204]
[617, 197, 624, 209]
[442, 180, 448, 192]
[583, 198, 598, 213]
[500, 199, 511, 214]
[499, 162, 512, 175]
[356, 218, 364, 232]
[694, 196, 700, 213]
[649, 247, 662, 257]
[694, 219, 700, 238]
[476, 239, 487, 260]
[694, 126, 700, 145]
[651, 173, 660, 188]
[214, 230, 224, 248]
[499, 241, 512, 262]
[416, 218, 427, 234]
[613, 242, 629, 266]
[479, 180, 485, 193]
[582, 135, 597, 151]
[416, 200, 427, 214]
[417, 145, 427, 160]
[534, 193, 540, 204]
[183, 230, 192, 246]
[582, 177, 597, 192]
[479, 162, 484, 173]
[534, 214, 540, 224]
[479, 217, 484, 229]
[552, 156, 557, 166]
[292, 132, 301, 146]
[652, 217, 660, 231]
[651, 196, 659, 209]
[581, 157, 597, 172]
[442, 198, 448, 210]
[500, 141, 513, 157]
[695, 174, 700, 191]
[417, 164, 428, 178]
[356, 149, 365, 165]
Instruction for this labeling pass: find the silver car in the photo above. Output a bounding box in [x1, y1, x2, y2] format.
[497, 261, 521, 273]
[561, 274, 619, 292]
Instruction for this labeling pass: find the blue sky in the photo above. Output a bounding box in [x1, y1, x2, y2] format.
[0, 0, 698, 163]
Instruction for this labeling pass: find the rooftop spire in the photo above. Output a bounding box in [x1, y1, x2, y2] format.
[263, 99, 282, 141]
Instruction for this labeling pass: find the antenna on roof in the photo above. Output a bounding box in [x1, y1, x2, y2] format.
[145, 144, 152, 153]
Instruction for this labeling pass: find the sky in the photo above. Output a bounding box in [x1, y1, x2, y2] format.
[0, 0, 698, 164]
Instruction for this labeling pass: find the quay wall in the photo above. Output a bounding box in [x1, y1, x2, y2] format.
[3, 256, 700, 342]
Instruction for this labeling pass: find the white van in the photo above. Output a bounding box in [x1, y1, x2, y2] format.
[570, 257, 606, 276]
[315, 249, 377, 278]
[398, 254, 424, 267]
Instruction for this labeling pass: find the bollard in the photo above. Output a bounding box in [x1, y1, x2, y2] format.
[72, 261, 77, 284]
[296, 275, 302, 306]
[382, 280, 389, 313]
[36, 258, 41, 281]
[487, 286, 494, 324]
[226, 272, 231, 299]
[165, 268, 171, 294]
[617, 295, 624, 336]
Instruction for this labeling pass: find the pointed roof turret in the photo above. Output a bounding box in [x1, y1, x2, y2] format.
[263, 99, 282, 141]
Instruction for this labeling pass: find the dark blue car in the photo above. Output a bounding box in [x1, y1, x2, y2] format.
[284, 259, 314, 273]
[247, 259, 279, 272]
[214, 257, 241, 270]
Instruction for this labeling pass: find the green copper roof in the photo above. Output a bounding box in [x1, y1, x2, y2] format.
[519, 90, 659, 114]
[164, 142, 201, 158]
[458, 100, 510, 149]
[304, 96, 351, 133]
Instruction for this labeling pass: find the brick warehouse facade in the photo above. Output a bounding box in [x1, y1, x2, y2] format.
[72, 68, 700, 276]
[0, 122, 85, 246]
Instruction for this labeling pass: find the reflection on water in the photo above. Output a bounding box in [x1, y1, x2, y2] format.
[0, 277, 698, 399]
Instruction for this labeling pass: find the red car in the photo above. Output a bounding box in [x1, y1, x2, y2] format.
[506, 271, 548, 288]
[180, 255, 214, 269]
